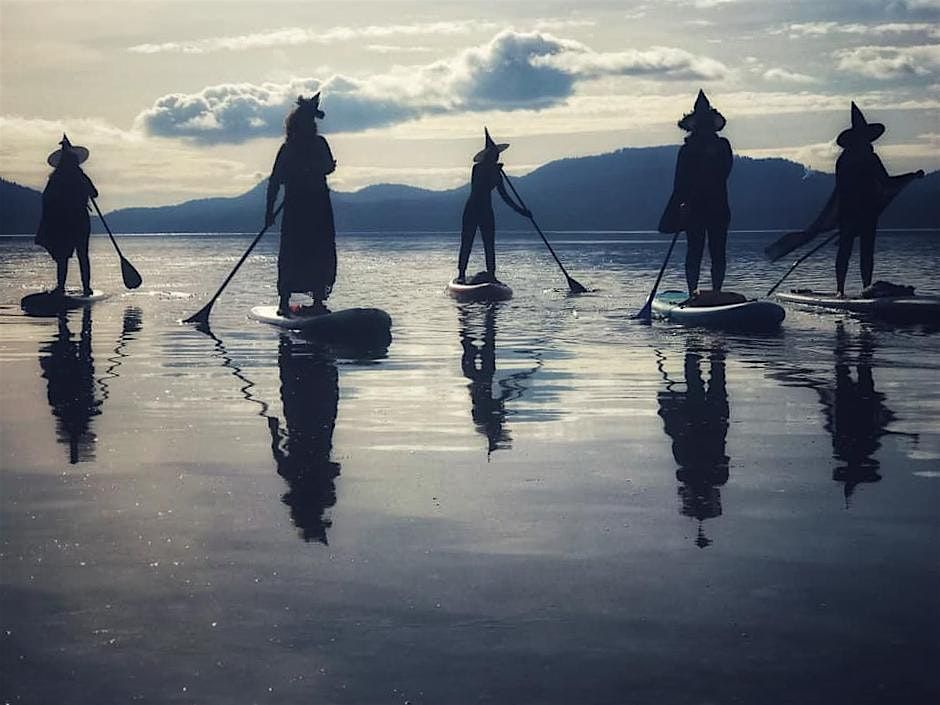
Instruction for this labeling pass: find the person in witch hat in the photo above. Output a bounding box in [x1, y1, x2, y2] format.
[659, 90, 733, 297]
[35, 134, 99, 295]
[834, 102, 924, 296]
[265, 93, 337, 316]
[455, 127, 531, 284]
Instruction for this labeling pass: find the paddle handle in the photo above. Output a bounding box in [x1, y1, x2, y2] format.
[765, 230, 839, 298]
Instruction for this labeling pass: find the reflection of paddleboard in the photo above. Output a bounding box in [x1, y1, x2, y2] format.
[447, 279, 513, 302]
[777, 289, 940, 324]
[652, 290, 785, 331]
[248, 305, 392, 347]
[21, 289, 111, 315]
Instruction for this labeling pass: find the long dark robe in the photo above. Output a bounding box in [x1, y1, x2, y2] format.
[35, 166, 98, 261]
[659, 133, 732, 234]
[267, 136, 337, 299]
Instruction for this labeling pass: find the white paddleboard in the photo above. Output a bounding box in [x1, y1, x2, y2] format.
[777, 289, 940, 324]
[447, 279, 513, 302]
[652, 290, 785, 331]
[21, 289, 111, 314]
[249, 305, 392, 346]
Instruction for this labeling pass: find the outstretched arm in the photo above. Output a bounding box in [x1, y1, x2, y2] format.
[495, 171, 531, 218]
[266, 145, 285, 226]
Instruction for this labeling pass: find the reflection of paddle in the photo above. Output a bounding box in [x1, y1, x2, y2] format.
[91, 198, 142, 289]
[765, 231, 840, 298]
[634, 231, 680, 321]
[499, 167, 588, 294]
[184, 202, 283, 327]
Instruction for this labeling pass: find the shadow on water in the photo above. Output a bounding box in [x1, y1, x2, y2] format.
[457, 302, 543, 458]
[769, 323, 918, 505]
[656, 340, 729, 548]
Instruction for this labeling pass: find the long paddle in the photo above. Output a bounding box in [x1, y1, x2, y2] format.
[634, 230, 680, 321]
[765, 230, 840, 298]
[498, 167, 588, 294]
[91, 198, 142, 289]
[184, 202, 283, 326]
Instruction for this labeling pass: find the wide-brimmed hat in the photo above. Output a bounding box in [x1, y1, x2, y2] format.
[836, 102, 884, 148]
[473, 127, 509, 163]
[678, 90, 726, 132]
[296, 92, 325, 119]
[47, 133, 89, 167]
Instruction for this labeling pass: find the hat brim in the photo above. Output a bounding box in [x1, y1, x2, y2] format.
[473, 143, 509, 163]
[836, 123, 884, 148]
[678, 110, 726, 132]
[47, 146, 89, 167]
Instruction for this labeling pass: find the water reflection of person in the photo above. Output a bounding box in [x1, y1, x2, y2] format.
[818, 324, 907, 503]
[38, 307, 102, 464]
[459, 303, 512, 455]
[267, 335, 340, 544]
[657, 343, 730, 548]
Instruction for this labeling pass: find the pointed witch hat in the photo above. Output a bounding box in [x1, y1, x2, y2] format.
[47, 133, 89, 167]
[296, 92, 325, 119]
[678, 90, 726, 132]
[473, 127, 510, 163]
[836, 102, 884, 148]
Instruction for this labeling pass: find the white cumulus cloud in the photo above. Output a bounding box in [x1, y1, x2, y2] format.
[136, 30, 728, 143]
[834, 44, 940, 79]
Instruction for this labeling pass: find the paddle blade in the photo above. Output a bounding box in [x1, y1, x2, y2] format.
[632, 301, 653, 322]
[764, 229, 818, 262]
[567, 276, 589, 295]
[120, 256, 143, 289]
[183, 303, 212, 325]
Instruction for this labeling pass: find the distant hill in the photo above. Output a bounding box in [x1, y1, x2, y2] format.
[2, 147, 937, 234]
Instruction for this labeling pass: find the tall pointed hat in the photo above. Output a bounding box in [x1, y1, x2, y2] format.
[296, 92, 325, 119]
[47, 133, 89, 167]
[836, 102, 884, 147]
[678, 90, 726, 132]
[473, 127, 510, 163]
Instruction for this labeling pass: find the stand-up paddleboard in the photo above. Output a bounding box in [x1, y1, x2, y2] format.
[447, 272, 513, 302]
[652, 290, 785, 331]
[777, 289, 940, 324]
[20, 289, 111, 315]
[249, 305, 392, 347]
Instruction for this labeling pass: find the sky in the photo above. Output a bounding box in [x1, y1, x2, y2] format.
[1, 0, 938, 208]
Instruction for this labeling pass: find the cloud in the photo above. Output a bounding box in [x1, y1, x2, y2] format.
[136, 30, 728, 143]
[834, 44, 940, 79]
[365, 44, 434, 54]
[762, 68, 819, 84]
[779, 21, 940, 39]
[127, 20, 501, 54]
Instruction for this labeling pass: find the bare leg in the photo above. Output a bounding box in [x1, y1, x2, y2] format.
[707, 226, 728, 292]
[457, 206, 479, 281]
[685, 227, 706, 294]
[76, 242, 91, 295]
[858, 223, 876, 289]
[55, 258, 68, 293]
[836, 228, 853, 295]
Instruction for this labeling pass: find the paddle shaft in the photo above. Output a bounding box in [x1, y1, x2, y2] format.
[765, 230, 839, 298]
[498, 168, 586, 292]
[635, 230, 680, 320]
[185, 202, 283, 323]
[91, 198, 124, 258]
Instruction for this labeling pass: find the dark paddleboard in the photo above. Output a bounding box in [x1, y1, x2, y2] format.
[777, 289, 940, 324]
[249, 305, 392, 347]
[447, 278, 513, 302]
[652, 290, 785, 331]
[20, 289, 111, 316]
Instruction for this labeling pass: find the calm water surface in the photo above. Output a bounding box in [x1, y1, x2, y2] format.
[1, 231, 939, 705]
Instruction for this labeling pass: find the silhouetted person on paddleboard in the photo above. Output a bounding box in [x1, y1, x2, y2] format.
[35, 135, 98, 296]
[455, 128, 530, 284]
[833, 103, 925, 296]
[266, 94, 337, 317]
[659, 91, 732, 297]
